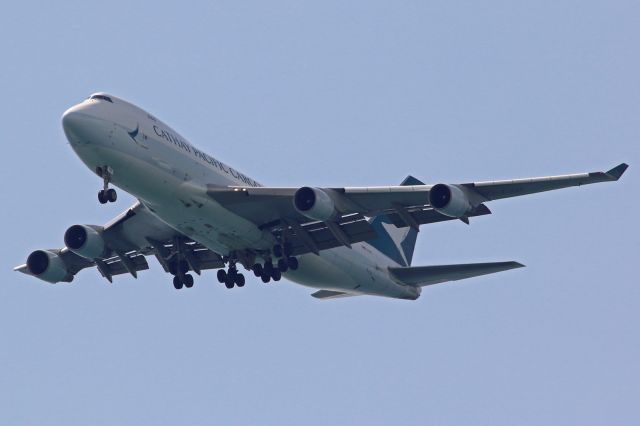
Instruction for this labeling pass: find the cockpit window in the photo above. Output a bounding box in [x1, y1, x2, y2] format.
[90, 94, 113, 103]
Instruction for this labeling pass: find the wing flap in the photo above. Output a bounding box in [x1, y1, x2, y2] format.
[389, 261, 524, 287]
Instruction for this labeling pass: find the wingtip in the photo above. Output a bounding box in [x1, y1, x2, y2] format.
[606, 163, 629, 180]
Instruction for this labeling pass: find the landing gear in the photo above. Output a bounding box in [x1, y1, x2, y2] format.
[183, 274, 194, 288]
[169, 246, 194, 290]
[173, 275, 183, 290]
[173, 273, 193, 290]
[287, 256, 299, 271]
[256, 255, 297, 284]
[277, 258, 288, 272]
[97, 166, 117, 204]
[217, 262, 245, 289]
[272, 242, 293, 258]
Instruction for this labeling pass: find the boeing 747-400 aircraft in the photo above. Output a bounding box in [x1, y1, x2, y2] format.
[14, 93, 628, 299]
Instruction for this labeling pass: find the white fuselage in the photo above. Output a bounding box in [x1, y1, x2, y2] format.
[61, 94, 420, 300]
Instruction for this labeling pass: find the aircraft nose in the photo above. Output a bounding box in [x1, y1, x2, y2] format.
[62, 101, 93, 127]
[61, 108, 84, 132]
[61, 103, 97, 143]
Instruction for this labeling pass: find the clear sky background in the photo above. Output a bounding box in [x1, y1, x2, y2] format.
[0, 1, 638, 425]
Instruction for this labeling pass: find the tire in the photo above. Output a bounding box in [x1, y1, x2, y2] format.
[287, 257, 299, 271]
[277, 258, 288, 272]
[261, 274, 270, 283]
[183, 274, 194, 288]
[217, 269, 227, 283]
[271, 269, 282, 281]
[252, 263, 263, 277]
[173, 275, 183, 289]
[235, 273, 245, 287]
[264, 262, 274, 275]
[225, 278, 234, 289]
[107, 188, 117, 202]
[98, 190, 107, 204]
[179, 260, 189, 274]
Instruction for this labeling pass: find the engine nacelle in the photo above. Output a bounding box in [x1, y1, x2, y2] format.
[26, 250, 69, 283]
[64, 225, 106, 259]
[293, 187, 338, 221]
[429, 184, 472, 218]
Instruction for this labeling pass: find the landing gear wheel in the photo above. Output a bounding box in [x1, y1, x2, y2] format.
[225, 278, 235, 289]
[217, 269, 227, 283]
[98, 190, 107, 204]
[173, 275, 183, 290]
[277, 258, 289, 273]
[271, 268, 282, 281]
[235, 273, 245, 287]
[183, 274, 194, 288]
[261, 274, 271, 283]
[264, 261, 274, 275]
[287, 257, 299, 271]
[106, 188, 117, 203]
[252, 263, 263, 277]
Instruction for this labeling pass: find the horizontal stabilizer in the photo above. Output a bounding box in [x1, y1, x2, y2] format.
[605, 163, 628, 180]
[389, 261, 524, 287]
[311, 290, 358, 299]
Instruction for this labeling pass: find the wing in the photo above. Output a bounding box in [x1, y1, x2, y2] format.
[15, 201, 224, 283]
[461, 162, 628, 201]
[207, 163, 628, 255]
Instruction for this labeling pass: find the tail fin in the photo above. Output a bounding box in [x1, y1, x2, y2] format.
[367, 175, 422, 266]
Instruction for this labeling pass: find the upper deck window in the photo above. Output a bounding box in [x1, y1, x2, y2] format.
[90, 94, 113, 103]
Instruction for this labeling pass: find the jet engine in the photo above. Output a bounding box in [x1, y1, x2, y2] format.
[26, 250, 70, 283]
[64, 225, 106, 259]
[293, 187, 338, 221]
[428, 184, 473, 218]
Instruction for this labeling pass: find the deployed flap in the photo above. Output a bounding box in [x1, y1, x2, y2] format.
[389, 261, 524, 287]
[311, 290, 358, 299]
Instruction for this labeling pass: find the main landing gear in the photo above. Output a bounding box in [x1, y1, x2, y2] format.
[216, 261, 246, 289]
[170, 259, 194, 290]
[251, 243, 299, 284]
[96, 166, 117, 204]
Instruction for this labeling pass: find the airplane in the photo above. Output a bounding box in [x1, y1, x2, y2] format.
[14, 93, 628, 300]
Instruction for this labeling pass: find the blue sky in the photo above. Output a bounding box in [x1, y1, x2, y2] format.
[0, 1, 637, 425]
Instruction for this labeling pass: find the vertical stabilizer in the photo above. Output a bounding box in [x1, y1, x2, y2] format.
[367, 175, 422, 266]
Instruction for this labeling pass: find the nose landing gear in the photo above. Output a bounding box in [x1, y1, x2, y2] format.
[96, 166, 117, 204]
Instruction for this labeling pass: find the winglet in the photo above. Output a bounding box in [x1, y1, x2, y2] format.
[605, 163, 629, 180]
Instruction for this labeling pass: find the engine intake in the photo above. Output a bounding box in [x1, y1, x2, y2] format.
[64, 225, 106, 259]
[26, 250, 69, 283]
[293, 187, 337, 221]
[429, 184, 472, 218]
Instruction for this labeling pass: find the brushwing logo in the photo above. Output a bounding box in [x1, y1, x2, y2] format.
[126, 123, 147, 149]
[127, 123, 139, 142]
